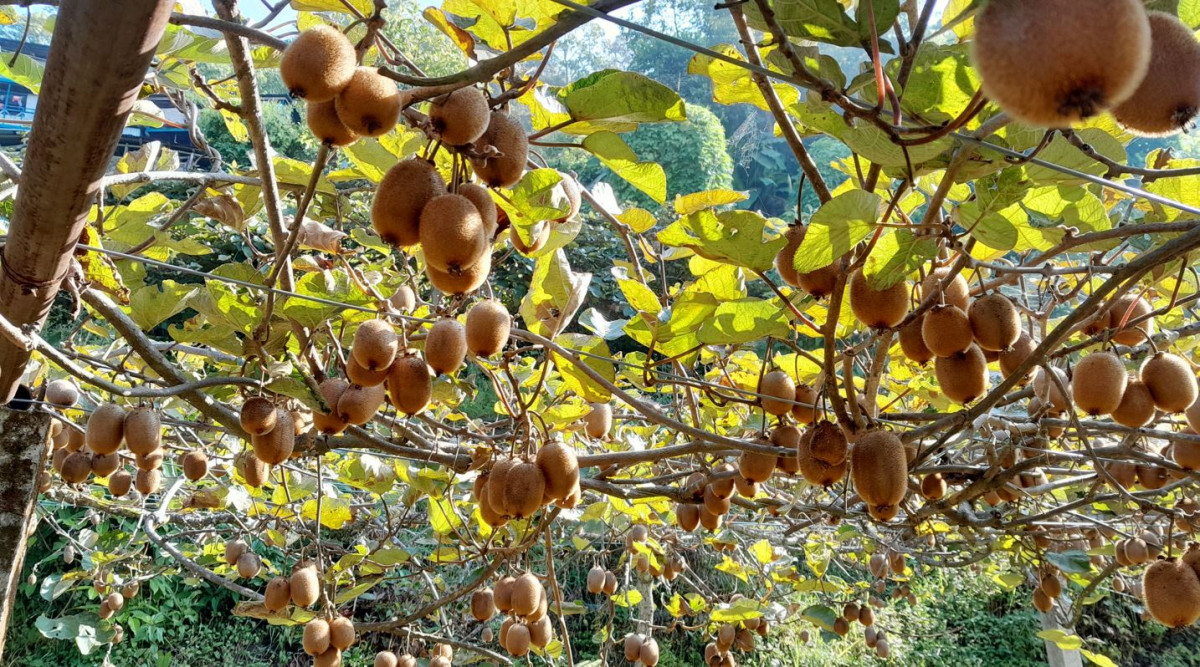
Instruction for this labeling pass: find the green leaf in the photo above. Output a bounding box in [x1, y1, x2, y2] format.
[759, 0, 858, 46]
[0, 51, 43, 94]
[863, 229, 938, 289]
[582, 132, 667, 203]
[1037, 629, 1084, 651]
[712, 597, 764, 622]
[688, 44, 800, 111]
[658, 209, 784, 272]
[611, 589, 643, 607]
[518, 249, 592, 337]
[1046, 549, 1093, 575]
[617, 277, 662, 315]
[993, 572, 1024, 589]
[1182, 0, 1200, 29]
[561, 70, 686, 124]
[290, 0, 373, 13]
[792, 190, 881, 273]
[750, 539, 777, 564]
[128, 281, 197, 331]
[422, 7, 478, 59]
[619, 208, 657, 234]
[281, 270, 372, 330]
[428, 497, 462, 535]
[36, 613, 113, 655]
[550, 334, 614, 403]
[334, 575, 383, 604]
[801, 604, 839, 633]
[715, 555, 749, 582]
[697, 298, 790, 345]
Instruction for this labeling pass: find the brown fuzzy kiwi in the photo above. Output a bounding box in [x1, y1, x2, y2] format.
[471, 587, 496, 621]
[1000, 332, 1037, 381]
[1032, 587, 1054, 613]
[640, 637, 660, 666]
[1041, 573, 1063, 599]
[386, 353, 432, 415]
[850, 429, 908, 520]
[108, 470, 133, 497]
[45, 379, 78, 407]
[789, 383, 817, 424]
[372, 158, 446, 247]
[290, 562, 320, 608]
[921, 268, 970, 311]
[1174, 440, 1200, 470]
[252, 409, 295, 464]
[425, 248, 491, 294]
[555, 172, 582, 222]
[1072, 351, 1128, 415]
[922, 304, 974, 358]
[352, 319, 398, 372]
[337, 382, 387, 426]
[264, 577, 291, 612]
[241, 453, 270, 488]
[798, 439, 847, 487]
[478, 480, 508, 527]
[733, 474, 758, 498]
[60, 451, 92, 483]
[507, 623, 532, 657]
[1144, 558, 1200, 627]
[850, 270, 909, 329]
[535, 441, 579, 502]
[50, 447, 69, 473]
[329, 616, 355, 650]
[419, 194, 488, 274]
[306, 99, 357, 146]
[528, 615, 553, 648]
[1141, 352, 1199, 413]
[240, 397, 277, 436]
[921, 473, 947, 500]
[774, 226, 843, 297]
[1108, 378, 1155, 428]
[1106, 461, 1138, 489]
[124, 405, 162, 455]
[1113, 12, 1200, 135]
[1109, 294, 1155, 345]
[859, 606, 876, 627]
[809, 421, 848, 466]
[335, 67, 401, 137]
[772, 424, 802, 475]
[703, 484, 732, 515]
[773, 226, 804, 288]
[504, 460, 547, 519]
[494, 575, 516, 612]
[833, 617, 850, 636]
[471, 111, 529, 188]
[465, 299, 511, 357]
[709, 462, 738, 499]
[135, 449, 163, 471]
[66, 425, 84, 452]
[488, 458, 516, 517]
[389, 285, 416, 313]
[375, 652, 399, 667]
[90, 452, 121, 478]
[586, 566, 606, 594]
[86, 403, 126, 455]
[510, 222, 550, 255]
[677, 503, 701, 531]
[511, 572, 542, 617]
[224, 539, 247, 566]
[969, 293, 1021, 351]
[935, 344, 989, 404]
[135, 468, 161, 495]
[303, 618, 331, 656]
[899, 315, 935, 365]
[603, 570, 618, 594]
[1138, 464, 1169, 490]
[430, 87, 490, 146]
[236, 552, 261, 579]
[425, 318, 468, 376]
[460, 182, 499, 240]
[181, 450, 208, 481]
[314, 648, 341, 667]
[584, 402, 613, 439]
[346, 355, 389, 387]
[758, 370, 796, 416]
[699, 505, 723, 531]
[280, 26, 356, 103]
[624, 634, 644, 661]
[1033, 366, 1072, 412]
[971, 0, 1151, 127]
[739, 445, 777, 484]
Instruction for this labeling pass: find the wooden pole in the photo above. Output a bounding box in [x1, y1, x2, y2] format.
[0, 0, 174, 401]
[0, 409, 50, 662]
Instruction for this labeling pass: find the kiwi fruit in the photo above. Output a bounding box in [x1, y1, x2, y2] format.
[772, 424, 802, 474]
[303, 618, 331, 656]
[346, 356, 389, 387]
[430, 87, 490, 146]
[850, 429, 908, 521]
[511, 572, 542, 617]
[739, 445, 777, 484]
[252, 409, 295, 464]
[352, 319, 399, 372]
[337, 382, 387, 426]
[773, 226, 804, 288]
[506, 623, 532, 657]
[703, 484, 732, 515]
[921, 268, 970, 311]
[1072, 351, 1128, 415]
[584, 402, 613, 439]
[699, 505, 723, 531]
[734, 474, 758, 498]
[488, 458, 516, 517]
[1144, 558, 1200, 627]
[586, 566, 606, 594]
[1109, 294, 1155, 345]
[1175, 440, 1200, 470]
[108, 470, 133, 497]
[465, 299, 511, 357]
[280, 25, 355, 103]
[425, 318, 468, 375]
[798, 441, 847, 487]
[426, 248, 491, 294]
[1141, 352, 1198, 412]
[510, 222, 550, 255]
[314, 648, 341, 667]
[86, 404, 126, 455]
[935, 344, 989, 404]
[1033, 366, 1072, 412]
[45, 379, 78, 407]
[999, 332, 1037, 381]
[1138, 464, 1169, 490]
[921, 473, 947, 500]
[969, 293, 1021, 351]
[241, 453, 270, 487]
[459, 182, 499, 240]
[181, 450, 208, 481]
[528, 615, 553, 648]
[640, 637, 661, 666]
[774, 226, 842, 297]
[264, 576, 291, 612]
[420, 193, 489, 274]
[554, 172, 582, 222]
[290, 562, 320, 608]
[124, 405, 162, 455]
[307, 99, 357, 146]
[603, 570, 618, 594]
[809, 421, 848, 465]
[535, 441, 579, 501]
[922, 304, 974, 357]
[709, 462, 738, 499]
[334, 66, 401, 137]
[66, 426, 84, 452]
[471, 111, 529, 188]
[900, 315, 935, 365]
[224, 538, 247, 566]
[759, 370, 796, 416]
[90, 451, 121, 478]
[624, 633, 644, 661]
[677, 503, 701, 531]
[240, 397, 277, 436]
[51, 447, 69, 472]
[504, 460, 547, 519]
[388, 285, 416, 313]
[1112, 379, 1157, 427]
[135, 449, 163, 471]
[375, 653, 398, 667]
[859, 606, 876, 627]
[135, 468, 161, 495]
[1113, 12, 1200, 135]
[237, 552, 261, 579]
[850, 270, 909, 329]
[494, 575, 516, 612]
[971, 0, 1151, 127]
[386, 353, 433, 415]
[373, 158, 446, 247]
[60, 451, 92, 483]
[328, 616, 354, 650]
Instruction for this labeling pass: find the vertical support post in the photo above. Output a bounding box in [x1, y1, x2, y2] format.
[0, 409, 50, 661]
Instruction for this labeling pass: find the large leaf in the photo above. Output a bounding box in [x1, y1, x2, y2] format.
[550, 334, 614, 403]
[519, 249, 591, 338]
[697, 299, 790, 345]
[792, 190, 881, 272]
[35, 613, 113, 655]
[561, 70, 686, 124]
[657, 209, 785, 272]
[582, 132, 667, 203]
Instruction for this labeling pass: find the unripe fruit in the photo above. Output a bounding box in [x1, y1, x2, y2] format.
[1113, 12, 1200, 136]
[313, 378, 350, 435]
[935, 344, 989, 404]
[774, 226, 840, 297]
[87, 403, 126, 455]
[471, 111, 529, 188]
[420, 194, 488, 275]
[640, 637, 660, 666]
[335, 67, 401, 137]
[374, 651, 398, 667]
[346, 355, 389, 387]
[242, 455, 270, 488]
[314, 648, 341, 667]
[1141, 353, 1198, 413]
[506, 623, 531, 657]
[465, 299, 511, 357]
[739, 446, 776, 484]
[90, 451, 121, 478]
[971, 0, 1151, 127]
[240, 397, 277, 436]
[850, 270, 909, 329]
[969, 293, 1021, 351]
[430, 87, 490, 145]
[758, 370, 796, 416]
[603, 570, 618, 594]
[1072, 351, 1128, 416]
[921, 473, 947, 500]
[373, 158, 446, 247]
[624, 633, 644, 661]
[922, 304, 973, 357]
[280, 26, 356, 102]
[460, 182, 498, 240]
[425, 318, 468, 376]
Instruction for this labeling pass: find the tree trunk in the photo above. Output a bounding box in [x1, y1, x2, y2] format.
[0, 409, 50, 662]
[1040, 607, 1083, 667]
[0, 0, 174, 401]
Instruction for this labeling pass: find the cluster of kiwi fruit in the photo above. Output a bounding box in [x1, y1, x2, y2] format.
[623, 632, 661, 666]
[476, 572, 554, 658]
[473, 440, 581, 527]
[372, 649, 421, 667]
[261, 559, 323, 613]
[1142, 544, 1200, 627]
[585, 564, 621, 596]
[222, 538, 263, 579]
[50, 402, 165, 498]
[972, 1, 1200, 135]
[1030, 568, 1064, 613]
[303, 612, 356, 667]
[1070, 346, 1197, 425]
